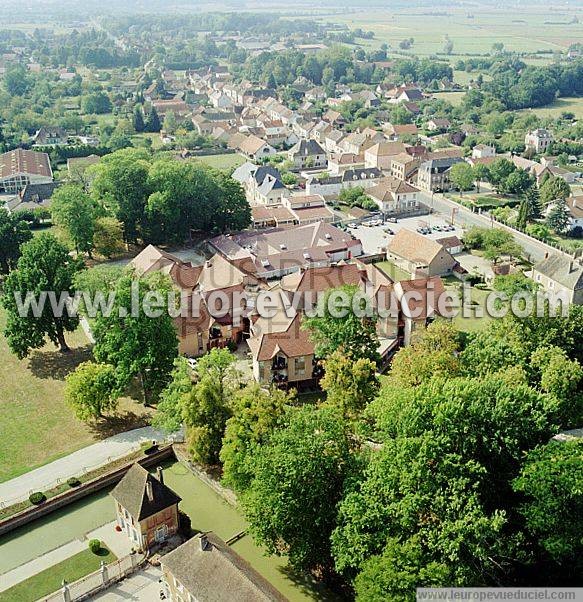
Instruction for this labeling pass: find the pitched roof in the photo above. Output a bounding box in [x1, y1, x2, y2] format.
[366, 141, 407, 157]
[239, 134, 271, 155]
[162, 533, 288, 602]
[111, 464, 181, 521]
[368, 177, 418, 202]
[534, 255, 583, 291]
[388, 229, 450, 265]
[249, 313, 314, 361]
[0, 149, 52, 179]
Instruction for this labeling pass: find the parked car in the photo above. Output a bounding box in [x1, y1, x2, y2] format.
[347, 222, 357, 228]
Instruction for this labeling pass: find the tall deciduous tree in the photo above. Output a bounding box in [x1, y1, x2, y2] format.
[540, 176, 571, 206]
[243, 405, 355, 573]
[92, 273, 178, 401]
[0, 211, 31, 273]
[51, 184, 96, 256]
[92, 216, 125, 258]
[220, 382, 292, 493]
[449, 162, 474, 196]
[65, 361, 119, 420]
[1, 233, 82, 357]
[152, 357, 193, 433]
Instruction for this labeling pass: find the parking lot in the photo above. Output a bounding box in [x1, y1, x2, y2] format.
[347, 214, 465, 255]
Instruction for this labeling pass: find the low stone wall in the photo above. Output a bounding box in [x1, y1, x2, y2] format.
[0, 446, 176, 537]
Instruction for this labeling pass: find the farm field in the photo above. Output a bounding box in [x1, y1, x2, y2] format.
[0, 308, 152, 483]
[321, 8, 581, 56]
[433, 91, 465, 106]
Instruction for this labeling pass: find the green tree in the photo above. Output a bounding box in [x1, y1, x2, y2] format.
[50, 184, 96, 256]
[92, 273, 178, 401]
[152, 357, 193, 433]
[243, 405, 354, 572]
[449, 162, 475, 196]
[540, 176, 571, 206]
[220, 382, 292, 493]
[1, 233, 82, 357]
[546, 198, 571, 234]
[524, 186, 543, 220]
[0, 211, 31, 273]
[92, 217, 125, 258]
[144, 106, 161, 133]
[514, 440, 583, 577]
[472, 163, 490, 193]
[516, 197, 529, 230]
[81, 91, 112, 115]
[303, 285, 380, 364]
[133, 105, 145, 133]
[320, 349, 379, 419]
[183, 349, 237, 464]
[65, 361, 119, 420]
[91, 148, 151, 243]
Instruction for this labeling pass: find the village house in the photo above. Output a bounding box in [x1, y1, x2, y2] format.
[364, 141, 408, 170]
[287, 139, 327, 170]
[328, 152, 366, 175]
[111, 464, 181, 550]
[472, 144, 496, 159]
[33, 126, 68, 147]
[531, 253, 583, 305]
[525, 128, 554, 154]
[305, 167, 383, 197]
[384, 123, 419, 141]
[152, 99, 191, 118]
[367, 177, 420, 214]
[426, 118, 451, 132]
[387, 229, 457, 277]
[6, 182, 61, 214]
[232, 163, 289, 206]
[417, 157, 465, 192]
[390, 153, 420, 183]
[567, 196, 583, 231]
[324, 129, 346, 153]
[237, 135, 277, 161]
[161, 532, 287, 602]
[322, 109, 346, 128]
[339, 130, 383, 155]
[0, 149, 53, 194]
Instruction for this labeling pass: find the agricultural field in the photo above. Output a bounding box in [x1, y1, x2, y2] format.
[433, 91, 465, 106]
[323, 8, 581, 56]
[516, 96, 583, 120]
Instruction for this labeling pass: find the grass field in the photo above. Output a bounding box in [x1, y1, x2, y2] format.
[375, 260, 411, 282]
[193, 153, 247, 170]
[0, 544, 115, 602]
[443, 279, 493, 333]
[517, 97, 583, 120]
[323, 7, 580, 56]
[0, 308, 152, 483]
[433, 91, 465, 106]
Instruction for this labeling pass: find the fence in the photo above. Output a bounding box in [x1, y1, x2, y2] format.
[38, 551, 147, 602]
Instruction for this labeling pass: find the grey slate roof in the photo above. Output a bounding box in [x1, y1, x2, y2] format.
[534, 254, 583, 291]
[161, 532, 288, 602]
[290, 139, 325, 157]
[110, 463, 181, 521]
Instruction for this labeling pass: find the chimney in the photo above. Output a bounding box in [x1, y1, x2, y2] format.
[145, 478, 154, 502]
[157, 466, 164, 485]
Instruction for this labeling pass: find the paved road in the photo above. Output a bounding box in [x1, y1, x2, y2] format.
[425, 192, 565, 263]
[0, 427, 167, 506]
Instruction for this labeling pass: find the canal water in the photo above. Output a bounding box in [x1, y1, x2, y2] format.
[0, 460, 338, 601]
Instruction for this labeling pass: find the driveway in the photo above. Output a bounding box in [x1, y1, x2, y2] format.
[90, 566, 163, 601]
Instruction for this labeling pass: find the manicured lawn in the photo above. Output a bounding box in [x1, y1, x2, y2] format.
[375, 260, 411, 282]
[194, 153, 246, 170]
[0, 544, 115, 602]
[0, 307, 152, 483]
[445, 281, 493, 332]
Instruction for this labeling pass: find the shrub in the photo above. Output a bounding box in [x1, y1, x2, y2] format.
[29, 492, 46, 505]
[67, 477, 81, 488]
[88, 539, 101, 554]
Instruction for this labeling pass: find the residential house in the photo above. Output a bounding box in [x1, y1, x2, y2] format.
[0, 149, 53, 194]
[472, 144, 496, 159]
[238, 135, 277, 161]
[340, 130, 383, 156]
[232, 163, 288, 206]
[6, 182, 60, 214]
[390, 153, 420, 183]
[306, 167, 383, 197]
[111, 464, 181, 550]
[388, 86, 424, 104]
[364, 142, 407, 170]
[437, 235, 464, 255]
[367, 177, 420, 214]
[531, 254, 583, 305]
[328, 152, 365, 175]
[161, 532, 287, 602]
[33, 126, 68, 147]
[387, 229, 457, 277]
[384, 123, 419, 140]
[525, 128, 553, 154]
[323, 130, 345, 153]
[288, 139, 327, 170]
[426, 118, 451, 132]
[152, 100, 191, 118]
[322, 109, 346, 128]
[417, 157, 465, 192]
